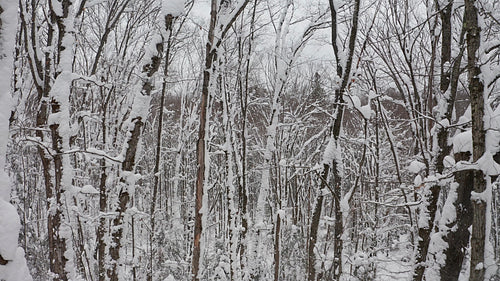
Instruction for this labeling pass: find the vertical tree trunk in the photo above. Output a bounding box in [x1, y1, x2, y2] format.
[97, 87, 112, 281]
[413, 187, 440, 281]
[238, 2, 257, 275]
[149, 21, 174, 281]
[431, 11, 468, 279]
[439, 151, 474, 280]
[97, 157, 107, 281]
[412, 2, 469, 279]
[107, 33, 164, 281]
[221, 70, 239, 280]
[45, 1, 83, 279]
[307, 1, 359, 280]
[412, 6, 445, 278]
[307, 171, 326, 281]
[23, 0, 64, 276]
[192, 1, 217, 279]
[464, 0, 487, 279]
[274, 213, 281, 281]
[0, 2, 32, 280]
[192, 2, 248, 279]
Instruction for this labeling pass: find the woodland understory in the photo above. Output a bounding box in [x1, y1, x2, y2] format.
[0, 0, 499, 280]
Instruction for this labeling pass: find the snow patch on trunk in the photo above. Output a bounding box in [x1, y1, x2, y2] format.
[452, 130, 472, 154]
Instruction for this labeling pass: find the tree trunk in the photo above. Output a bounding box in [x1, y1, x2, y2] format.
[274, 213, 281, 281]
[464, 0, 487, 279]
[413, 184, 440, 281]
[0, 3, 32, 279]
[149, 23, 174, 281]
[432, 10, 467, 279]
[43, 1, 82, 279]
[307, 1, 360, 280]
[237, 2, 257, 275]
[97, 88, 112, 281]
[192, 2, 248, 279]
[107, 33, 164, 281]
[27, 1, 66, 277]
[192, 1, 217, 279]
[412, 2, 467, 279]
[308, 183, 325, 281]
[439, 152, 473, 280]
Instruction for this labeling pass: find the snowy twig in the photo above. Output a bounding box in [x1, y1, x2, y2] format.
[63, 149, 122, 163]
[363, 200, 422, 208]
[17, 138, 54, 157]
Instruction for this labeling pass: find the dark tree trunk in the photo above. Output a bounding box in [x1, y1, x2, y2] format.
[274, 214, 281, 281]
[237, 3, 257, 274]
[464, 0, 487, 279]
[436, 12, 468, 280]
[107, 118, 142, 281]
[191, 1, 216, 279]
[307, 0, 359, 280]
[97, 88, 112, 281]
[191, 1, 248, 279]
[412, 2, 468, 279]
[35, 1, 79, 279]
[97, 156, 107, 281]
[440, 152, 474, 280]
[107, 36, 163, 281]
[307, 175, 325, 281]
[413, 184, 440, 281]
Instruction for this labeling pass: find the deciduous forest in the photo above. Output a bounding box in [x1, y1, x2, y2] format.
[0, 0, 499, 280]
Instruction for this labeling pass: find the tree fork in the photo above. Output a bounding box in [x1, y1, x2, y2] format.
[306, 0, 360, 279]
[192, 1, 248, 279]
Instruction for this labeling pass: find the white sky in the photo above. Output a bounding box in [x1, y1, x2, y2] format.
[189, 0, 336, 63]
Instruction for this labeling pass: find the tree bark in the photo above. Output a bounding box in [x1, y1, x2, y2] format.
[192, 1, 248, 279]
[274, 213, 281, 281]
[97, 87, 112, 281]
[307, 1, 359, 280]
[37, 1, 83, 279]
[307, 174, 325, 281]
[107, 32, 164, 281]
[464, 0, 487, 279]
[440, 152, 474, 280]
[148, 19, 174, 281]
[22, 0, 65, 277]
[412, 2, 467, 279]
[434, 12, 468, 279]
[192, 1, 216, 279]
